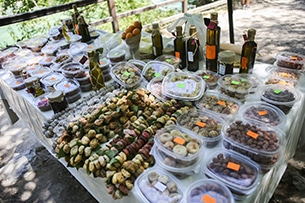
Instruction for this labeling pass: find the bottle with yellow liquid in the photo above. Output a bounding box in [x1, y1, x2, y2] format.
[88, 50, 105, 90]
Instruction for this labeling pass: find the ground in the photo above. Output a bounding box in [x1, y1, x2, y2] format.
[1, 0, 305, 202]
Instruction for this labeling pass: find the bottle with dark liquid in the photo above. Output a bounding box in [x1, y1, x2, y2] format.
[88, 50, 105, 90]
[71, 4, 80, 34]
[151, 23, 163, 58]
[187, 25, 200, 72]
[239, 29, 257, 74]
[174, 26, 187, 69]
[77, 15, 91, 43]
[206, 12, 221, 72]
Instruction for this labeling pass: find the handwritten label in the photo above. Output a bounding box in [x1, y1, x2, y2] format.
[258, 110, 268, 116]
[173, 137, 186, 145]
[177, 83, 185, 88]
[196, 121, 206, 128]
[247, 130, 259, 139]
[201, 194, 216, 203]
[227, 162, 241, 171]
[217, 100, 226, 106]
[274, 89, 282, 94]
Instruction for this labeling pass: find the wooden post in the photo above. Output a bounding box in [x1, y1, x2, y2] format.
[182, 0, 188, 13]
[107, 0, 119, 32]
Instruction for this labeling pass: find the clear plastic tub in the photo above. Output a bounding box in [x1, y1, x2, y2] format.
[134, 167, 184, 203]
[275, 51, 305, 70]
[29, 66, 52, 79]
[26, 36, 48, 52]
[203, 149, 261, 200]
[14, 48, 33, 58]
[195, 70, 219, 89]
[142, 61, 175, 81]
[60, 62, 85, 78]
[106, 49, 126, 64]
[110, 61, 142, 89]
[2, 58, 26, 77]
[68, 42, 88, 56]
[74, 71, 91, 86]
[217, 74, 254, 101]
[34, 94, 52, 111]
[259, 84, 301, 114]
[185, 178, 234, 203]
[152, 145, 200, 179]
[222, 119, 286, 171]
[155, 54, 181, 70]
[25, 55, 44, 66]
[52, 54, 72, 67]
[7, 78, 25, 91]
[99, 57, 110, 73]
[162, 72, 206, 101]
[267, 65, 303, 81]
[41, 41, 60, 56]
[176, 108, 224, 148]
[264, 75, 297, 88]
[0, 46, 18, 64]
[127, 59, 146, 72]
[39, 55, 55, 66]
[40, 72, 65, 90]
[195, 91, 241, 119]
[147, 76, 169, 102]
[54, 78, 81, 98]
[239, 101, 286, 129]
[154, 125, 203, 166]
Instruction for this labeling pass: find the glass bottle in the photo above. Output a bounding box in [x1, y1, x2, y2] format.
[77, 15, 91, 43]
[239, 29, 257, 74]
[187, 25, 200, 72]
[88, 50, 105, 90]
[206, 12, 221, 73]
[151, 23, 163, 58]
[71, 4, 80, 34]
[174, 26, 187, 69]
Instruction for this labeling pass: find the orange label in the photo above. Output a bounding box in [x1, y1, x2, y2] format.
[217, 100, 226, 106]
[173, 137, 186, 145]
[46, 58, 51, 62]
[258, 110, 268, 116]
[227, 162, 240, 171]
[16, 81, 21, 84]
[39, 70, 44, 74]
[100, 61, 104, 65]
[196, 121, 206, 128]
[175, 51, 181, 59]
[206, 45, 216, 59]
[202, 194, 216, 203]
[50, 77, 56, 81]
[241, 57, 248, 69]
[247, 130, 259, 139]
[64, 83, 70, 88]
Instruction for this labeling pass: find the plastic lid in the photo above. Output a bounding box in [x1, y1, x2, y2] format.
[106, 49, 126, 59]
[218, 74, 253, 94]
[142, 61, 175, 81]
[41, 72, 65, 87]
[60, 62, 84, 78]
[54, 78, 80, 94]
[47, 90, 64, 102]
[267, 65, 302, 81]
[30, 67, 52, 78]
[218, 50, 236, 64]
[260, 84, 300, 105]
[155, 54, 181, 69]
[41, 41, 60, 55]
[195, 70, 219, 88]
[68, 42, 88, 56]
[147, 76, 168, 102]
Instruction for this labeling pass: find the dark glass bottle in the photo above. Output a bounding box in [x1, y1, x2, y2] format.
[71, 4, 80, 34]
[151, 23, 163, 58]
[206, 12, 221, 73]
[88, 50, 105, 90]
[187, 25, 200, 72]
[77, 15, 91, 43]
[174, 26, 187, 69]
[239, 29, 257, 74]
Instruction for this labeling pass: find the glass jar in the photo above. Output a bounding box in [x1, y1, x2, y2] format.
[47, 90, 68, 113]
[24, 76, 45, 97]
[217, 50, 236, 76]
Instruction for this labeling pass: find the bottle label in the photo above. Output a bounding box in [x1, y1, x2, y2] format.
[241, 57, 248, 69]
[153, 47, 157, 56]
[175, 51, 181, 59]
[188, 51, 194, 62]
[206, 45, 216, 59]
[218, 63, 226, 75]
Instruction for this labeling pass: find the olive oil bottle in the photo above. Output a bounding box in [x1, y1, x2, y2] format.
[71, 4, 80, 34]
[187, 25, 200, 72]
[174, 26, 187, 69]
[88, 50, 105, 90]
[239, 29, 257, 74]
[77, 15, 91, 43]
[151, 23, 163, 58]
[206, 12, 221, 73]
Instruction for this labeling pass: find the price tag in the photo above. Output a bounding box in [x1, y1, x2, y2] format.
[241, 78, 248, 82]
[79, 55, 88, 65]
[274, 89, 282, 94]
[166, 59, 172, 63]
[50, 77, 56, 81]
[247, 130, 259, 139]
[154, 181, 166, 192]
[227, 162, 241, 171]
[258, 110, 268, 116]
[173, 137, 186, 145]
[177, 83, 185, 88]
[154, 72, 161, 77]
[124, 71, 131, 76]
[203, 75, 210, 79]
[231, 80, 240, 85]
[114, 52, 119, 56]
[64, 83, 70, 88]
[196, 121, 206, 128]
[217, 100, 226, 106]
[201, 194, 216, 203]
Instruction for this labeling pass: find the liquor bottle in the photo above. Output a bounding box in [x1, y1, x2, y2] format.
[88, 50, 105, 90]
[71, 4, 80, 34]
[151, 23, 163, 58]
[187, 25, 200, 72]
[239, 29, 257, 74]
[77, 15, 91, 43]
[206, 12, 221, 73]
[174, 26, 187, 69]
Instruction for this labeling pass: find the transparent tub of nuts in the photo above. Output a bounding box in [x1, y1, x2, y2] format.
[274, 51, 305, 71]
[194, 70, 220, 89]
[146, 76, 169, 102]
[142, 61, 175, 81]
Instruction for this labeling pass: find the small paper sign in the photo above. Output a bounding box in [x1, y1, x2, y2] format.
[227, 162, 241, 171]
[154, 181, 166, 192]
[203, 75, 210, 79]
[173, 137, 186, 145]
[196, 121, 206, 128]
[258, 110, 268, 116]
[217, 100, 226, 106]
[124, 71, 131, 76]
[274, 89, 282, 94]
[247, 130, 259, 139]
[201, 194, 216, 203]
[177, 83, 185, 88]
[231, 80, 240, 85]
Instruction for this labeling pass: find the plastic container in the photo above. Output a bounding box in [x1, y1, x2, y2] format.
[127, 59, 146, 72]
[203, 149, 261, 200]
[154, 125, 203, 166]
[239, 101, 286, 129]
[106, 49, 126, 64]
[185, 179, 234, 203]
[39, 55, 55, 66]
[73, 52, 89, 67]
[134, 167, 184, 203]
[68, 42, 88, 56]
[259, 84, 301, 114]
[264, 75, 297, 88]
[155, 54, 181, 70]
[162, 72, 206, 101]
[2, 59, 26, 77]
[29, 66, 52, 79]
[222, 119, 286, 171]
[25, 55, 44, 66]
[195, 91, 241, 119]
[0, 46, 18, 64]
[142, 61, 175, 81]
[41, 41, 60, 56]
[99, 57, 110, 74]
[54, 78, 81, 103]
[52, 54, 72, 68]
[152, 145, 200, 178]
[34, 94, 52, 111]
[268, 65, 303, 81]
[40, 72, 65, 91]
[275, 51, 305, 70]
[217, 74, 254, 101]
[195, 70, 219, 89]
[60, 62, 85, 78]
[177, 108, 224, 148]
[110, 61, 142, 89]
[147, 76, 169, 102]
[7, 78, 25, 91]
[26, 36, 48, 52]
[14, 48, 33, 58]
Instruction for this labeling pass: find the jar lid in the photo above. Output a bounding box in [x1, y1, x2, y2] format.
[24, 76, 39, 84]
[218, 50, 236, 64]
[47, 90, 64, 102]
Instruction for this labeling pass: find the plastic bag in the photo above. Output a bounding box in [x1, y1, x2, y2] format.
[167, 13, 206, 59]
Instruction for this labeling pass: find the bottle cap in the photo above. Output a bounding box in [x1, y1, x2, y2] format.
[218, 50, 236, 64]
[176, 25, 182, 33]
[189, 25, 197, 35]
[247, 29, 256, 39]
[210, 12, 218, 23]
[152, 23, 160, 29]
